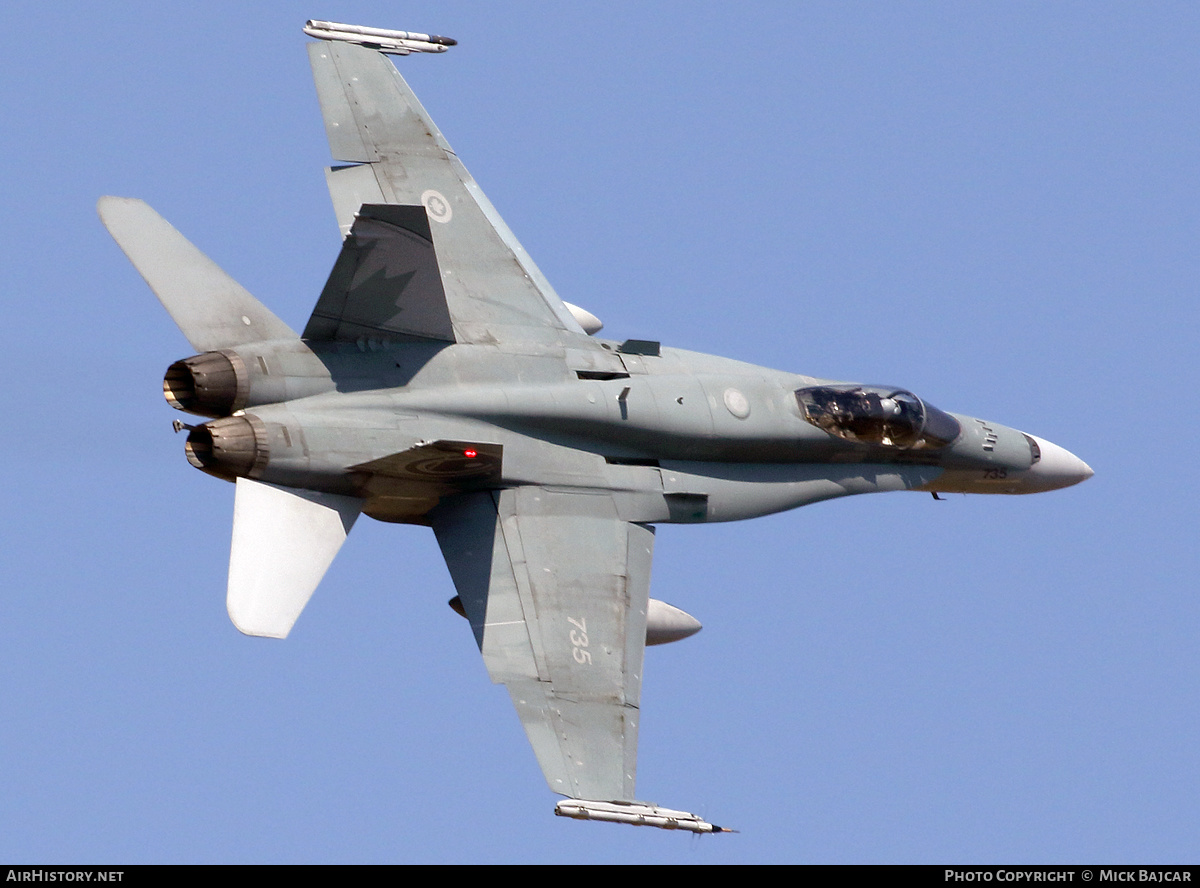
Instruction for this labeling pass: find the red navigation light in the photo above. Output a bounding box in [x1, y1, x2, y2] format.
[463, 448, 478, 459]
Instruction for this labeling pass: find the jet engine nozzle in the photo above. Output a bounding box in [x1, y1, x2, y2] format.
[164, 345, 335, 418]
[164, 351, 248, 417]
[185, 415, 269, 482]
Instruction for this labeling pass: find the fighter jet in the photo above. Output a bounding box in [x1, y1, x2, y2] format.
[98, 22, 1092, 833]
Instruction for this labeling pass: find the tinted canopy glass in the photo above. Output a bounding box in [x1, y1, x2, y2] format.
[796, 385, 960, 449]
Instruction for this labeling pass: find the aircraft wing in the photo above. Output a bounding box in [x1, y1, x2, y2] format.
[430, 487, 653, 801]
[305, 41, 584, 344]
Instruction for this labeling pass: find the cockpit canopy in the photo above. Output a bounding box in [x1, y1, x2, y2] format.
[795, 385, 961, 449]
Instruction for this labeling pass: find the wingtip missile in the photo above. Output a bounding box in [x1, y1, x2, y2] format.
[554, 799, 734, 834]
[303, 20, 456, 55]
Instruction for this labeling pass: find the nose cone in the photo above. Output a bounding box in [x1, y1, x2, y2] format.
[1022, 435, 1094, 492]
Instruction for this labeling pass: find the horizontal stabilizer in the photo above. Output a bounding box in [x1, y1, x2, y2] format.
[97, 196, 298, 352]
[227, 478, 362, 638]
[351, 440, 502, 485]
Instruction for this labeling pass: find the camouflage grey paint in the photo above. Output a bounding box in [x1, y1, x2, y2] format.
[97, 31, 1091, 830]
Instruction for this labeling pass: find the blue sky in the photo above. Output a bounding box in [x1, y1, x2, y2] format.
[1, 2, 1196, 863]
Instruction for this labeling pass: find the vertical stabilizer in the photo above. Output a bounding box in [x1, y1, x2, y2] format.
[227, 478, 362, 638]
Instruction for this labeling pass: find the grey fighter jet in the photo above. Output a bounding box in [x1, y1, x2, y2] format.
[98, 23, 1092, 834]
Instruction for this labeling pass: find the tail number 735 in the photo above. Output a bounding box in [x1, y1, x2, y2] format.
[568, 617, 592, 665]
